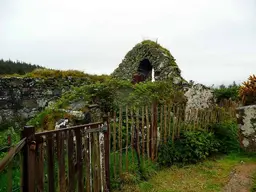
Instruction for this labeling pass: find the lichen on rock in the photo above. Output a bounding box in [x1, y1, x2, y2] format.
[237, 105, 256, 151]
[184, 83, 215, 120]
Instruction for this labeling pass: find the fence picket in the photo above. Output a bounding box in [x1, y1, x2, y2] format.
[164, 104, 167, 143]
[68, 130, 75, 192]
[125, 106, 129, 171]
[136, 108, 140, 159]
[118, 107, 122, 175]
[84, 131, 91, 192]
[113, 111, 117, 178]
[145, 106, 150, 158]
[141, 106, 145, 157]
[47, 134, 55, 192]
[36, 142, 44, 192]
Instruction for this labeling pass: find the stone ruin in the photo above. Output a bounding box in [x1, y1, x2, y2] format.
[0, 40, 216, 131]
[112, 40, 187, 86]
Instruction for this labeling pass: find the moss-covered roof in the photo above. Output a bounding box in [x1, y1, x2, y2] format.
[111, 40, 186, 84]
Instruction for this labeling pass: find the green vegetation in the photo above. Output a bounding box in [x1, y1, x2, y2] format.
[1, 67, 110, 83]
[211, 121, 240, 154]
[140, 40, 173, 59]
[0, 59, 42, 75]
[28, 79, 185, 130]
[132, 153, 256, 192]
[0, 128, 21, 192]
[158, 131, 220, 166]
[239, 74, 256, 106]
[110, 151, 158, 190]
[213, 82, 240, 103]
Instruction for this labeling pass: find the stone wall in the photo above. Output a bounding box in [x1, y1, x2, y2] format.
[112, 40, 187, 86]
[184, 84, 215, 120]
[0, 77, 88, 129]
[237, 105, 256, 152]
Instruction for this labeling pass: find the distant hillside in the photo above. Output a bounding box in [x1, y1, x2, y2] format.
[0, 59, 43, 75]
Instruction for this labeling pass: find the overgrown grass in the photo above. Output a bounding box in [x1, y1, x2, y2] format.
[251, 171, 256, 192]
[110, 150, 158, 190]
[118, 152, 256, 192]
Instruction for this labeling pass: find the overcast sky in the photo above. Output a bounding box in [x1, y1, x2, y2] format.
[1, 0, 255, 86]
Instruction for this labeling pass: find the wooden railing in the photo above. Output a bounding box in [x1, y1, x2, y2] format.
[0, 137, 26, 192]
[0, 120, 110, 192]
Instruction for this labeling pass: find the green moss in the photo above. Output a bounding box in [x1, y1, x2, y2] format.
[28, 79, 186, 130]
[112, 39, 184, 82]
[0, 68, 110, 84]
[140, 40, 172, 58]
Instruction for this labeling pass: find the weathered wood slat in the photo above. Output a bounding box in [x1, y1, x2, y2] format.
[75, 129, 84, 192]
[68, 130, 75, 192]
[136, 108, 140, 159]
[57, 132, 66, 192]
[118, 107, 122, 175]
[113, 111, 117, 178]
[141, 106, 145, 157]
[145, 106, 150, 158]
[96, 132, 101, 192]
[35, 122, 103, 137]
[92, 132, 100, 192]
[160, 105, 163, 144]
[84, 132, 91, 192]
[172, 105, 176, 142]
[47, 135, 55, 192]
[164, 104, 167, 143]
[125, 106, 129, 171]
[36, 142, 44, 192]
[130, 109, 135, 162]
[7, 152, 12, 192]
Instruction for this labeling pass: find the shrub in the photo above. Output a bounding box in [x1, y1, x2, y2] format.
[158, 131, 220, 166]
[239, 74, 256, 106]
[210, 121, 240, 153]
[110, 150, 158, 190]
[213, 82, 240, 103]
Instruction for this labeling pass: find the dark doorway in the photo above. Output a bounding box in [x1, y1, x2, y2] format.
[137, 59, 152, 79]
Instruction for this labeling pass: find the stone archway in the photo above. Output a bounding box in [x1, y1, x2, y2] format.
[137, 59, 153, 80]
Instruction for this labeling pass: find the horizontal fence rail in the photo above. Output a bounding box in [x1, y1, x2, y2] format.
[0, 138, 26, 172]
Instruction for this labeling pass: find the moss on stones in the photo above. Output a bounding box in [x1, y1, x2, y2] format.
[112, 40, 186, 84]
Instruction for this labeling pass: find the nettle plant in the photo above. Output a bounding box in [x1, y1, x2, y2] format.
[239, 74, 256, 106]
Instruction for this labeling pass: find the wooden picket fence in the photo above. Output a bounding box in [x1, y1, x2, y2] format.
[0, 121, 111, 192]
[0, 101, 237, 191]
[108, 102, 237, 179]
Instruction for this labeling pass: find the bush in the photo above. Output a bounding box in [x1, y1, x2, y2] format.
[239, 74, 256, 106]
[110, 150, 158, 190]
[213, 82, 240, 103]
[210, 121, 240, 153]
[158, 131, 220, 166]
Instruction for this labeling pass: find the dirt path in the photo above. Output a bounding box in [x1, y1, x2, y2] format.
[222, 162, 256, 192]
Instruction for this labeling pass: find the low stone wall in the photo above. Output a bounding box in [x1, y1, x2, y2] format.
[236, 105, 256, 152]
[184, 84, 215, 120]
[0, 77, 88, 129]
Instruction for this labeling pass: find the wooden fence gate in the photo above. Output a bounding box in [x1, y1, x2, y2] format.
[0, 120, 110, 192]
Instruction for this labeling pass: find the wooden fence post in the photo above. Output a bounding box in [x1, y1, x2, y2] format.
[21, 126, 35, 192]
[103, 115, 110, 191]
[152, 102, 158, 160]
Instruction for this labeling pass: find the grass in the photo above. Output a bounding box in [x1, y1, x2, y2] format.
[116, 152, 256, 192]
[251, 171, 256, 192]
[110, 149, 158, 190]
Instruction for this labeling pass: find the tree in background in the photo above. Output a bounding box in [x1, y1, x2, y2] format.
[0, 59, 43, 75]
[213, 81, 240, 103]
